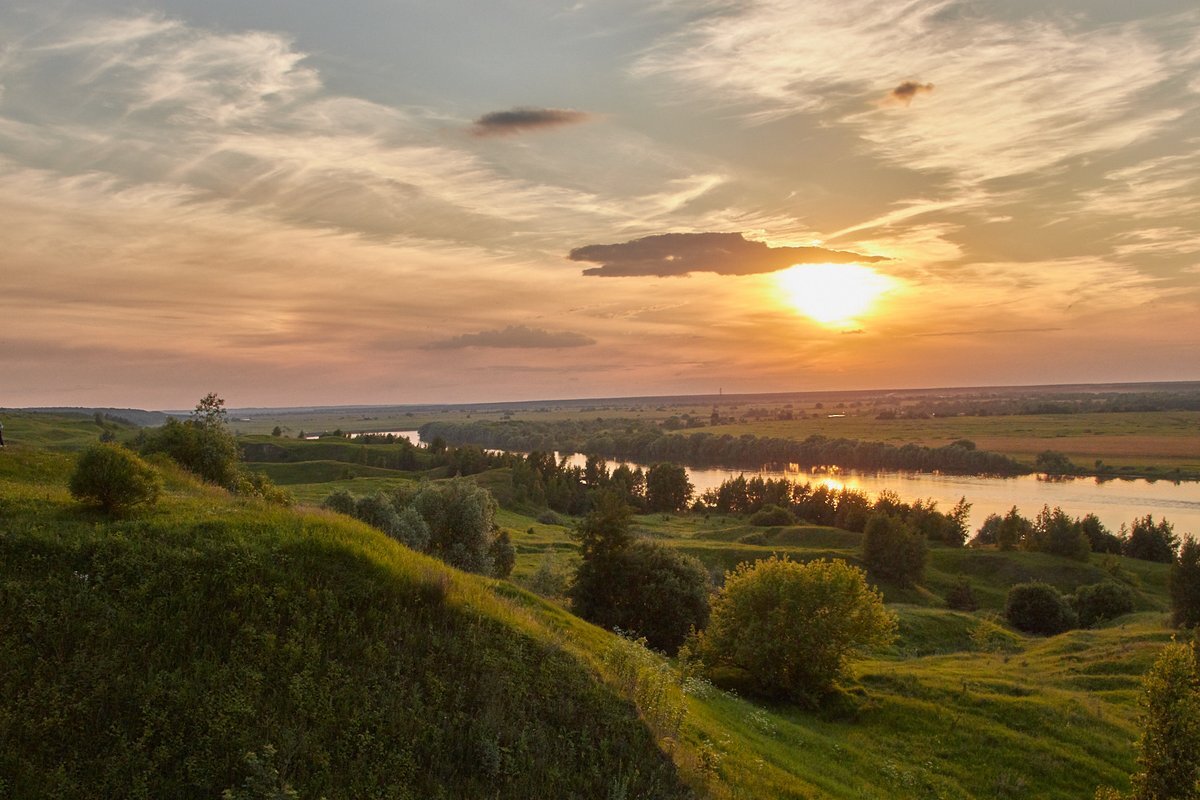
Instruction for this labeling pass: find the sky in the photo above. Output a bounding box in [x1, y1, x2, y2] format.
[2, 0, 1199, 409]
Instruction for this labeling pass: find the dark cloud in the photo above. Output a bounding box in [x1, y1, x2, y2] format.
[426, 325, 596, 349]
[569, 232, 887, 277]
[470, 107, 591, 137]
[889, 80, 935, 105]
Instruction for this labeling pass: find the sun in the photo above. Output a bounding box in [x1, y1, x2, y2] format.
[775, 263, 896, 326]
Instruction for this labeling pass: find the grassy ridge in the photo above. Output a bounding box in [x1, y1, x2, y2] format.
[0, 446, 692, 799]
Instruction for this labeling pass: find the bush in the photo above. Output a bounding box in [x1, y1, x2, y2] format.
[69, 444, 162, 514]
[1073, 581, 1135, 627]
[535, 510, 562, 525]
[1005, 582, 1077, 635]
[572, 540, 710, 655]
[1129, 642, 1200, 800]
[1171, 536, 1200, 629]
[697, 556, 896, 703]
[945, 577, 979, 611]
[862, 513, 926, 587]
[322, 489, 357, 516]
[489, 530, 516, 579]
[749, 504, 794, 526]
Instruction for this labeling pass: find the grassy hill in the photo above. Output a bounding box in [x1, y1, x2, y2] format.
[0, 416, 1184, 798]
[0, 444, 693, 799]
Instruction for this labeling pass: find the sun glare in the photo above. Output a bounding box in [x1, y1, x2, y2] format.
[776, 263, 896, 326]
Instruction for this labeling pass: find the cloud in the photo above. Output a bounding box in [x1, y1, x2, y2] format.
[886, 80, 934, 106]
[471, 107, 592, 137]
[569, 232, 886, 277]
[426, 325, 597, 349]
[635, 1, 1199, 181]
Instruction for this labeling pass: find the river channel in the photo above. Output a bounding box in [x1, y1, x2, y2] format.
[381, 430, 1200, 535]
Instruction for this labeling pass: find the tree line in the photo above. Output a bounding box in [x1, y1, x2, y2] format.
[419, 419, 1027, 475]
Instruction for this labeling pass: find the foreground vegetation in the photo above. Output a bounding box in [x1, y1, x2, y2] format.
[2, 410, 1198, 799]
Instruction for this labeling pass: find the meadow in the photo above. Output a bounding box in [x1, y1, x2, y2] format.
[0, 410, 1189, 799]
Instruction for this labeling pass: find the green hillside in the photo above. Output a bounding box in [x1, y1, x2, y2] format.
[0, 415, 1186, 799]
[0, 444, 693, 799]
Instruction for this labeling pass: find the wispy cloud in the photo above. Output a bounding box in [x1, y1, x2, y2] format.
[635, 1, 1199, 181]
[426, 325, 597, 349]
[570, 231, 886, 277]
[470, 107, 592, 137]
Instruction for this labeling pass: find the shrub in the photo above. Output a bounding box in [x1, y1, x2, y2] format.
[1005, 582, 1077, 635]
[69, 443, 162, 514]
[527, 554, 568, 598]
[698, 556, 897, 703]
[1129, 642, 1200, 800]
[1171, 536, 1200, 629]
[572, 540, 710, 655]
[535, 510, 562, 525]
[489, 530, 516, 578]
[862, 513, 926, 587]
[394, 506, 431, 552]
[945, 577, 979, 611]
[1073, 581, 1135, 628]
[321, 489, 357, 516]
[749, 504, 794, 526]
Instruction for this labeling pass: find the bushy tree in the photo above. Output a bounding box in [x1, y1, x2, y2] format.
[69, 443, 162, 514]
[697, 556, 897, 703]
[862, 513, 926, 587]
[1080, 514, 1124, 555]
[1032, 505, 1091, 561]
[321, 489, 357, 516]
[1124, 516, 1179, 564]
[972, 513, 1003, 547]
[1005, 582, 1077, 635]
[412, 478, 498, 575]
[749, 504, 794, 527]
[489, 530, 516, 579]
[569, 491, 709, 654]
[394, 506, 431, 552]
[1171, 537, 1200, 629]
[997, 506, 1033, 551]
[945, 577, 979, 611]
[645, 463, 693, 512]
[141, 394, 241, 487]
[1129, 642, 1200, 800]
[1073, 581, 1135, 628]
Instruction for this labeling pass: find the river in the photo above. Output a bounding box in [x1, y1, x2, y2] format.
[381, 430, 1200, 535]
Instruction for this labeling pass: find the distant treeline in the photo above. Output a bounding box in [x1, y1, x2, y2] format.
[875, 389, 1200, 419]
[419, 420, 1027, 476]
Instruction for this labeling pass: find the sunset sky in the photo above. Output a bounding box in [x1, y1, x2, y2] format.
[3, 0, 1199, 408]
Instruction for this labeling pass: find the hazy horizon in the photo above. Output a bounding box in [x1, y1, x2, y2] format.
[3, 1, 1199, 408]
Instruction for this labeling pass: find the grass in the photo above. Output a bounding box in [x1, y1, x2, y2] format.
[1, 414, 1187, 799]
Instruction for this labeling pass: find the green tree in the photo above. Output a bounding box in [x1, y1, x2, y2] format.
[573, 489, 634, 561]
[141, 394, 240, 487]
[1125, 516, 1180, 563]
[1005, 582, 1077, 635]
[69, 443, 162, 514]
[489, 530, 516, 579]
[1129, 642, 1200, 800]
[1172, 537, 1200, 629]
[861, 513, 926, 587]
[1032, 505, 1091, 561]
[412, 478, 499, 575]
[697, 556, 897, 703]
[997, 506, 1032, 551]
[1073, 581, 1135, 627]
[645, 463, 693, 512]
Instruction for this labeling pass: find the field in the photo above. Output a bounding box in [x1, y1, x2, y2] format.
[1, 411, 1190, 799]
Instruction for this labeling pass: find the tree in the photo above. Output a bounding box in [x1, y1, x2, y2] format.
[697, 556, 897, 703]
[568, 491, 709, 654]
[972, 513, 1003, 547]
[573, 541, 709, 654]
[489, 530, 516, 579]
[271, 426, 283, 437]
[1124, 516, 1179, 563]
[1005, 582, 1077, 635]
[69, 443, 162, 514]
[862, 513, 926, 587]
[1073, 581, 1135, 628]
[412, 478, 499, 575]
[572, 489, 634, 561]
[997, 506, 1032, 551]
[1080, 514, 1124, 555]
[645, 463, 693, 512]
[1032, 505, 1091, 561]
[141, 394, 240, 487]
[1172, 537, 1200, 629]
[1128, 642, 1200, 800]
